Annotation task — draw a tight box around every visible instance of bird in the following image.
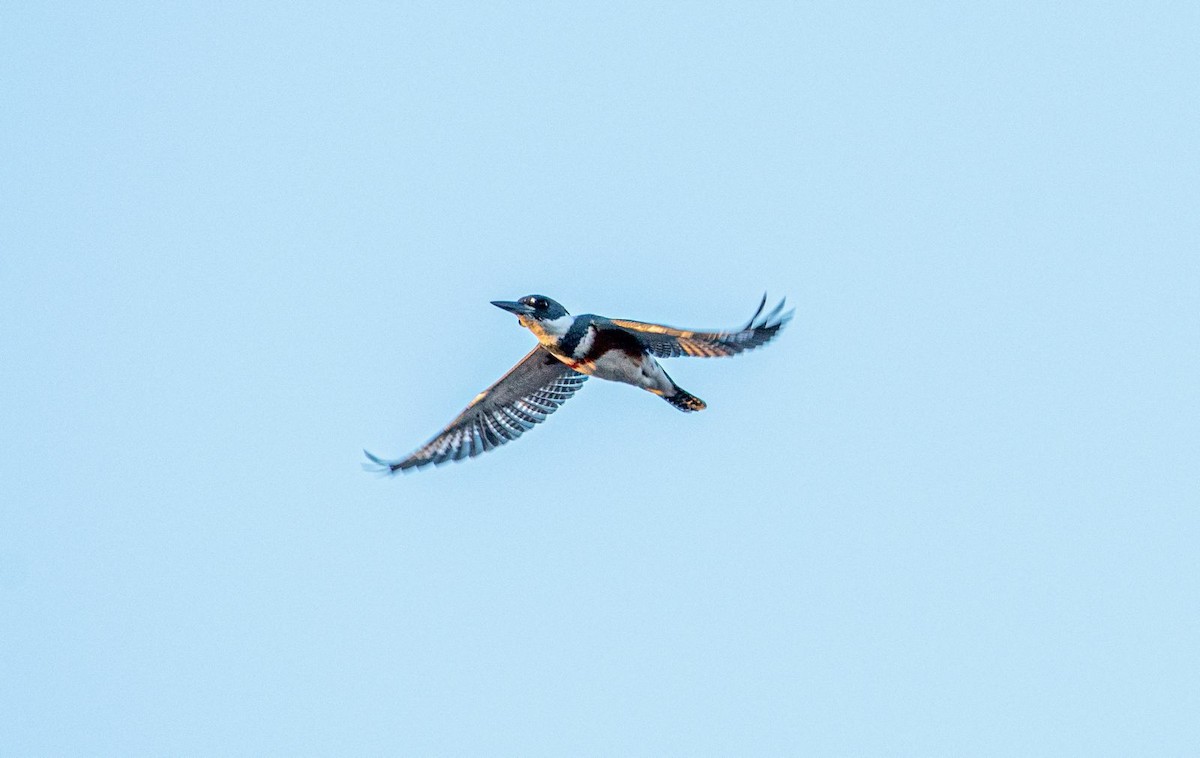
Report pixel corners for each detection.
[363,294,792,473]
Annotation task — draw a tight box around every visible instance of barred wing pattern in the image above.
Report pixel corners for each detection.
[608,294,793,359]
[364,347,587,473]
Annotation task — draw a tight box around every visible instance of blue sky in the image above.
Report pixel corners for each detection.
[2,2,1197,755]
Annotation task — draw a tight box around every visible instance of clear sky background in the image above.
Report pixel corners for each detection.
[2,2,1197,755]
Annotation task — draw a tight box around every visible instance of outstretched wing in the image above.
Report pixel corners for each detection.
[608,294,793,359]
[364,347,587,473]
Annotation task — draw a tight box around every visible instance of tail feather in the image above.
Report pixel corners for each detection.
[665,386,706,412]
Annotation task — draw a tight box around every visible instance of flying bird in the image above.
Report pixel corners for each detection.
[364,294,792,473]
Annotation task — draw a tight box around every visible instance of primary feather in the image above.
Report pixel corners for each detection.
[607,294,793,359]
[364,346,587,473]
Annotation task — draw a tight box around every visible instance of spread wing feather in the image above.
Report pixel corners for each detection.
[607,294,793,359]
[363,346,586,473]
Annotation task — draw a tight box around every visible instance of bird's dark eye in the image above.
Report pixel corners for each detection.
[534,299,547,309]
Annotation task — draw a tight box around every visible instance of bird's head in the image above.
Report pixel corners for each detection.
[491,295,570,329]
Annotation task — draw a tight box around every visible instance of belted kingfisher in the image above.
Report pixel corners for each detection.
[364,294,792,473]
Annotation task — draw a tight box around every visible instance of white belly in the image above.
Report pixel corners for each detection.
[578,350,674,395]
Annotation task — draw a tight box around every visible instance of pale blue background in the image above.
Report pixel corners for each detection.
[2,2,1197,755]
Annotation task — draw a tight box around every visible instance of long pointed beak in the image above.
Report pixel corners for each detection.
[491,300,534,316]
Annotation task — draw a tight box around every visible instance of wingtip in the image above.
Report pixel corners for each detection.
[744,293,769,329]
[766,296,785,320]
[362,449,401,476]
[747,293,792,329]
